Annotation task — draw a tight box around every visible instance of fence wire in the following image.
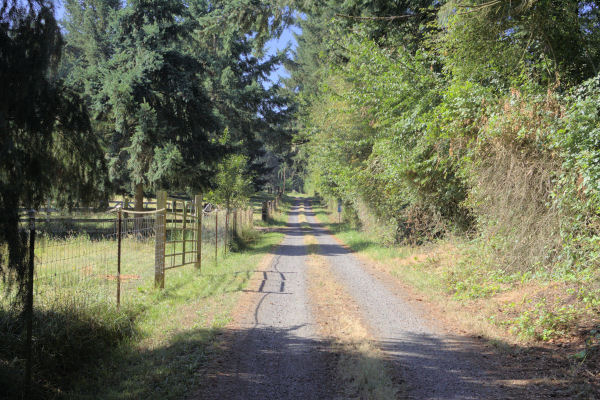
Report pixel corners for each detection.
[118,213,159,304]
[13,201,254,308]
[29,216,117,307]
[7,200,256,398]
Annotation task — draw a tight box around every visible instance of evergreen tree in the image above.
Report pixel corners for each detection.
[187,0,296,189]
[63,0,224,209]
[1,0,106,299]
[62,0,296,203]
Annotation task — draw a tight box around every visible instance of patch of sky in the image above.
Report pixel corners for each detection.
[261,23,302,89]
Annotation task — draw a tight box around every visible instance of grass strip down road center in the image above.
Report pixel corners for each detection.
[303,230,402,399]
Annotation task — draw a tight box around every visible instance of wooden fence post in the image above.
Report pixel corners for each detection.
[182,201,187,266]
[215,211,218,265]
[224,210,228,255]
[194,194,202,270]
[262,201,268,221]
[24,210,35,399]
[155,190,167,288]
[123,197,129,219]
[117,209,122,307]
[233,209,238,237]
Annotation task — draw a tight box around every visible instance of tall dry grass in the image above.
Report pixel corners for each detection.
[468,138,564,272]
[466,90,567,273]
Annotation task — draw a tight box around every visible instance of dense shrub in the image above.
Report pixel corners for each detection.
[304,29,600,279]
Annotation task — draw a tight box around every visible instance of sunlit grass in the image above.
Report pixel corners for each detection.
[310,200,600,345]
[311,204,410,261]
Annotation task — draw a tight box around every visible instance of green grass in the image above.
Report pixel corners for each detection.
[314,209,447,299]
[22,202,264,309]
[72,228,283,399]
[1,226,284,399]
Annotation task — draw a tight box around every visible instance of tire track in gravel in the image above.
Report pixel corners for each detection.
[303,200,527,400]
[196,201,339,400]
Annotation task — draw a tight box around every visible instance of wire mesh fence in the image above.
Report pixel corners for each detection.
[9,194,255,396]
[117,213,159,304]
[14,194,255,309]
[29,216,117,308]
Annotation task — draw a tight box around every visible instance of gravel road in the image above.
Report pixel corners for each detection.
[197,202,338,399]
[199,199,548,400]
[303,201,519,400]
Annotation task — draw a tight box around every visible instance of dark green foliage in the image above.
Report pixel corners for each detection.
[293,0,600,261]
[188,0,296,188]
[0,0,106,298]
[63,0,224,194]
[62,0,294,195]
[559,75,600,210]
[440,1,600,88]
[193,0,295,54]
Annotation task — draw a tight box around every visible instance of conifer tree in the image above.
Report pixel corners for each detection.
[187,0,295,189]
[1,0,106,298]
[63,0,224,209]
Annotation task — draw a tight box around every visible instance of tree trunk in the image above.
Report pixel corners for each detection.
[134,183,144,212]
[282,170,286,194]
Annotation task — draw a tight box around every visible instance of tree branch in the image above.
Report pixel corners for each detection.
[456,0,504,9]
[334,11,432,21]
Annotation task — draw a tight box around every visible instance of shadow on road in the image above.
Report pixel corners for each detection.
[193,324,587,399]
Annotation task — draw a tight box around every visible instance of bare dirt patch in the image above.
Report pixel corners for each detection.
[193,251,277,396]
[104,274,140,281]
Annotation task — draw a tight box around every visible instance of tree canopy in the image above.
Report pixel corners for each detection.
[290,0,600,275]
